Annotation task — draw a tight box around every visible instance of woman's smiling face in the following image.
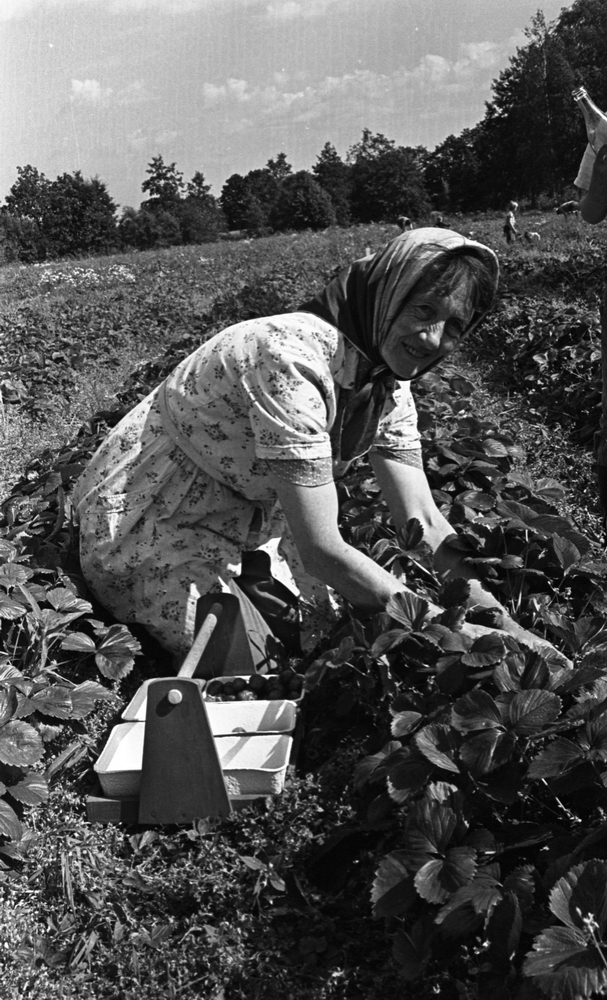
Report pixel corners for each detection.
[380,283,474,379]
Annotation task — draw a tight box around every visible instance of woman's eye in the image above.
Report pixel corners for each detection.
[416,304,434,320]
[445,321,464,339]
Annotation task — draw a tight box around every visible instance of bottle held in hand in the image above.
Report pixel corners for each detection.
[572,86,607,153]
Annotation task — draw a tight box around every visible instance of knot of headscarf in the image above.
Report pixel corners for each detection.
[298,227,499,462]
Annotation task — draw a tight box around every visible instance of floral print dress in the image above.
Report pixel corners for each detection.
[73,312,422,654]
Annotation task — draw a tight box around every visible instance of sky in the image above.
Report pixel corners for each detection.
[1,0,576,211]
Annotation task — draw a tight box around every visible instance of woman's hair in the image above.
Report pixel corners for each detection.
[410,243,498,322]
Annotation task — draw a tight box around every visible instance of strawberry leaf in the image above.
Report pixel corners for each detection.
[371,852,417,917]
[29,686,73,719]
[354,741,402,791]
[0,720,43,766]
[414,847,477,904]
[70,681,116,719]
[370,629,407,657]
[7,773,49,805]
[0,596,27,621]
[414,724,460,773]
[549,860,607,933]
[387,750,435,804]
[436,870,502,923]
[523,925,607,1000]
[0,798,22,841]
[45,589,92,614]
[391,710,422,738]
[60,632,97,653]
[404,799,458,856]
[460,730,516,776]
[94,624,141,679]
[452,690,503,732]
[527,738,585,780]
[505,689,562,736]
[385,591,429,631]
[439,577,471,609]
[461,632,507,667]
[552,535,581,573]
[392,921,432,981]
[0,688,19,726]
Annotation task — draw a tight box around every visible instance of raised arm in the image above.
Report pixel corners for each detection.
[369,453,569,659]
[268,471,409,612]
[369,452,503,611]
[580,143,607,224]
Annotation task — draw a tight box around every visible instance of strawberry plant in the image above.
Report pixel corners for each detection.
[302,358,607,999]
[0,532,140,867]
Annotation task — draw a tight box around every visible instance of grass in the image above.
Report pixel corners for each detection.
[1,215,606,998]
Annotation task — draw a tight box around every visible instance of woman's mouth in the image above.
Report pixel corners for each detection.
[404,344,430,360]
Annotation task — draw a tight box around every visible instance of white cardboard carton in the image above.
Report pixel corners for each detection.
[95,722,293,799]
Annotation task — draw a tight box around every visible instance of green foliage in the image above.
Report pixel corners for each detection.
[312,142,353,226]
[0,540,137,862]
[44,173,118,259]
[270,171,336,231]
[266,152,293,183]
[220,172,269,232]
[3,168,118,262]
[424,131,482,213]
[140,154,185,208]
[4,165,51,227]
[348,130,431,223]
[118,205,181,250]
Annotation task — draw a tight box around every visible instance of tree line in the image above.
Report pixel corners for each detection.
[1,0,605,264]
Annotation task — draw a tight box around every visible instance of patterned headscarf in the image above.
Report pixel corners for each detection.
[299,227,499,460]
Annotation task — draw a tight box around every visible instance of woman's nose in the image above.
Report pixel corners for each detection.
[420,323,444,350]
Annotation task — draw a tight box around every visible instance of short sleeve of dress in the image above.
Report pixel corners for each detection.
[575,143,594,191]
[369,380,421,454]
[243,316,338,462]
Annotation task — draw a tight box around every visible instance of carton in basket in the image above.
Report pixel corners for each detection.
[94,721,293,799]
[122,683,297,735]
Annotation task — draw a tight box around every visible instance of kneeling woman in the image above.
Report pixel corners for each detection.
[73,228,546,659]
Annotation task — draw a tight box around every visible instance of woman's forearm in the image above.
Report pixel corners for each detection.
[269,471,435,613]
[303,536,425,612]
[370,455,509,614]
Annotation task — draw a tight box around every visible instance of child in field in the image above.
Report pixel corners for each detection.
[576,143,607,538]
[503,201,518,243]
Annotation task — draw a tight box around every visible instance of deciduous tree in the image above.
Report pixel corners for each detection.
[270,171,336,231]
[141,155,185,208]
[312,142,352,225]
[347,130,430,223]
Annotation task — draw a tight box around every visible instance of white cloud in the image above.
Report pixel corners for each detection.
[0,0,39,20]
[0,0,251,17]
[266,1,302,18]
[116,80,147,104]
[226,78,251,103]
[198,34,523,151]
[71,79,112,102]
[265,0,354,18]
[201,34,515,121]
[460,40,505,70]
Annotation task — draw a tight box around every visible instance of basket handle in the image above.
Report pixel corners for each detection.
[178,602,224,679]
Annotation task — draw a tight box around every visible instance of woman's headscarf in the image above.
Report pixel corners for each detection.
[299,227,499,461]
